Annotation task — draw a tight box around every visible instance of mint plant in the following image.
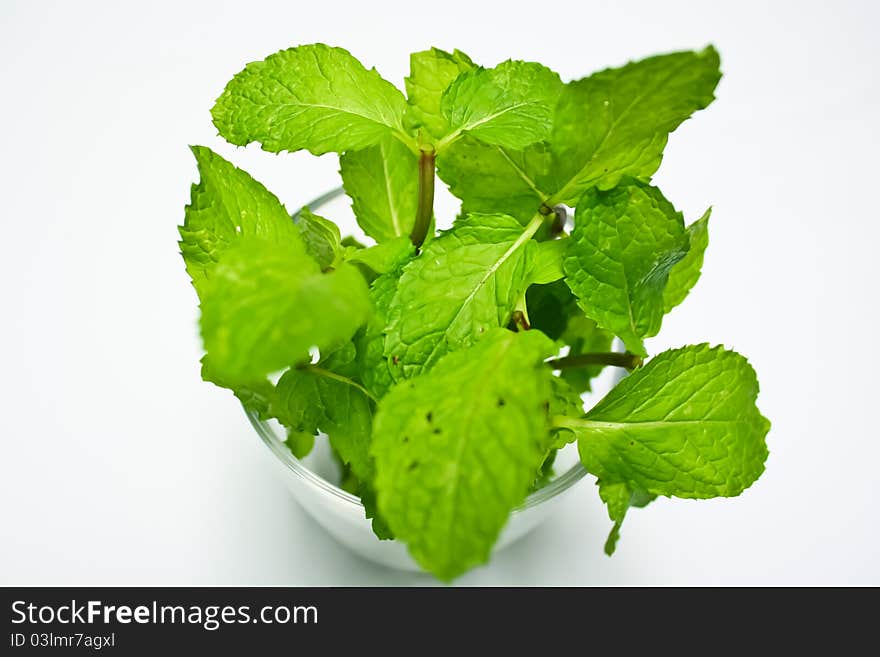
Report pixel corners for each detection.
[180,44,770,580]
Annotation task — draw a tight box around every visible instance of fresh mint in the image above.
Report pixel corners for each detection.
[297,207,343,271]
[384,212,542,378]
[272,342,375,482]
[562,183,691,356]
[340,135,420,242]
[436,61,562,150]
[664,209,711,313]
[211,44,413,156]
[404,48,476,139]
[372,328,557,580]
[180,43,770,580]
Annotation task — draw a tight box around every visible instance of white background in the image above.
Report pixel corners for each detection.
[2,0,878,585]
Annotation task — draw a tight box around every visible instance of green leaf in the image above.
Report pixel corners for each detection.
[345,235,415,275]
[179,146,300,290]
[404,47,476,140]
[569,344,769,554]
[372,329,557,580]
[200,355,276,419]
[272,344,389,538]
[549,46,722,204]
[340,135,420,242]
[355,268,404,400]
[563,184,689,356]
[341,235,367,249]
[211,44,410,156]
[436,137,552,224]
[439,61,562,150]
[437,48,720,217]
[271,343,375,481]
[359,485,395,540]
[549,375,584,418]
[199,239,371,383]
[351,238,417,401]
[532,450,559,492]
[664,208,711,313]
[597,481,657,555]
[548,375,584,449]
[599,481,629,555]
[563,344,770,500]
[531,238,567,285]
[284,429,316,459]
[385,213,542,378]
[297,207,341,271]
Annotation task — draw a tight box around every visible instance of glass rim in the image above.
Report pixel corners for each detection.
[245,405,589,513]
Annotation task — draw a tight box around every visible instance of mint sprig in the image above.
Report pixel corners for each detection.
[180,43,770,580]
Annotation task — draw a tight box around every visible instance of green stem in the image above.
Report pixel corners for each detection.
[434,129,461,154]
[410,148,436,249]
[546,352,643,371]
[392,129,422,156]
[511,311,530,331]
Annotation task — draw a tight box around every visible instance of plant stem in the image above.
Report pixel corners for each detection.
[511,310,530,331]
[511,293,531,331]
[546,352,644,371]
[410,148,436,249]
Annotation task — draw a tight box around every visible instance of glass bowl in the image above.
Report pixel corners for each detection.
[243,187,624,573]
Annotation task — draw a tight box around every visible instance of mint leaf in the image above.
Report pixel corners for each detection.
[359,485,395,540]
[437,48,720,216]
[563,344,770,500]
[372,329,556,580]
[437,138,552,224]
[351,242,416,401]
[272,343,375,481]
[549,375,583,418]
[284,430,316,459]
[548,375,584,449]
[599,481,629,555]
[341,235,367,249]
[179,146,300,290]
[200,355,276,419]
[597,481,656,555]
[404,48,476,140]
[272,343,390,538]
[212,44,410,156]
[298,207,341,271]
[549,47,721,204]
[664,208,711,313]
[563,184,689,356]
[438,61,562,150]
[340,135,419,242]
[356,267,405,400]
[345,235,415,275]
[563,344,769,553]
[385,213,541,378]
[199,239,371,383]
[531,238,567,285]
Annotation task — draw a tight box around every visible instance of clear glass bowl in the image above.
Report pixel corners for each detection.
[243,188,624,573]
